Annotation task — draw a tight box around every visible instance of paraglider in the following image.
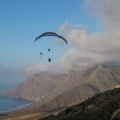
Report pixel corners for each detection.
[48,48,51,52]
[35,32,67,44]
[48,58,52,62]
[40,52,43,55]
[35,32,68,63]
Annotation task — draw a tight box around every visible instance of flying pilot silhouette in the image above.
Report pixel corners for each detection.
[48,58,52,62]
[48,48,51,52]
[40,52,43,55]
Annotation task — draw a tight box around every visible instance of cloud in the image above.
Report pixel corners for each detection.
[58,21,88,49]
[25,63,53,74]
[59,0,120,70]
[83,0,120,31]
[26,0,120,74]
[25,63,68,75]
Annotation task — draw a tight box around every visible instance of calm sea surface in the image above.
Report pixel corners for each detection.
[0,83,31,113]
[0,96,31,113]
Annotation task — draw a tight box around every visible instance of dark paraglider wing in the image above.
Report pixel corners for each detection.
[42,32,58,36]
[58,35,67,44]
[35,32,68,63]
[35,32,68,44]
[35,32,59,41]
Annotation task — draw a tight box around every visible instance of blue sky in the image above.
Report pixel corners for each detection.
[0,0,101,69]
[1,0,120,85]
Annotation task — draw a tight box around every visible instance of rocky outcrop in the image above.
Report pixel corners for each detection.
[111,109,120,120]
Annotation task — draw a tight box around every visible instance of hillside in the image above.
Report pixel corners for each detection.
[40,88,120,120]
[23,64,120,112]
[2,65,120,112]
[0,88,120,120]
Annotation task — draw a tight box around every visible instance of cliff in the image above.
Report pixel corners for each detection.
[3,73,67,101]
[3,65,120,112]
[24,64,120,112]
[1,88,120,120]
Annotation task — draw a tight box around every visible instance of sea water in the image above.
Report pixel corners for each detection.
[0,83,32,113]
[0,96,31,113]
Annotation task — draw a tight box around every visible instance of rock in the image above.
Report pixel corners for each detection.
[111,109,120,120]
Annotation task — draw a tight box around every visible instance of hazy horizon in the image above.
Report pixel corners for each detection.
[1,0,120,84]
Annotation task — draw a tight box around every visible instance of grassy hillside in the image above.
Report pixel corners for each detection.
[40,88,120,120]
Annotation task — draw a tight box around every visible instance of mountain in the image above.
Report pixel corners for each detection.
[25,64,120,112]
[2,65,120,112]
[3,73,67,101]
[0,88,120,120]
[40,88,120,120]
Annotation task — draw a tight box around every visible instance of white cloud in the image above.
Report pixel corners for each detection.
[83,0,120,31]
[25,63,68,75]
[25,63,52,74]
[26,0,120,74]
[58,21,88,49]
[59,0,120,70]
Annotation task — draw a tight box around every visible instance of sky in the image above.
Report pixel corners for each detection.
[0,0,120,85]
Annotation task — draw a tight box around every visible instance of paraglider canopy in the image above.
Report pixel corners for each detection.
[35,32,68,63]
[35,32,67,44]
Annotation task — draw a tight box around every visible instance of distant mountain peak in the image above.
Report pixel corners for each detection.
[96,64,103,71]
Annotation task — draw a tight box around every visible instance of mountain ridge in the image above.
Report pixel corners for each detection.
[40,88,120,120]
[2,64,120,112]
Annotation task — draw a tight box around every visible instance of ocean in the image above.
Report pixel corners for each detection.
[0,96,31,113]
[0,83,32,114]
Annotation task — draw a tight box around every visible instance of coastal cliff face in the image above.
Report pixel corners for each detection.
[3,65,120,112]
[3,73,67,101]
[0,65,120,120]
[1,88,120,120]
[28,64,120,112]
